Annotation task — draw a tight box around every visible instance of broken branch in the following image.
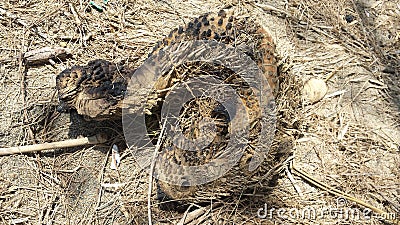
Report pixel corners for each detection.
[0,133,108,156]
[24,47,72,65]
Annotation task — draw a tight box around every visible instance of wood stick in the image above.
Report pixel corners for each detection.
[0,134,108,156]
[24,47,71,65]
[148,119,168,225]
[178,203,222,225]
[69,3,82,26]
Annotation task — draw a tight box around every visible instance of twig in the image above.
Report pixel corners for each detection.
[285,164,303,196]
[0,47,72,65]
[350,0,387,63]
[177,205,194,225]
[252,2,289,16]
[18,28,33,143]
[0,133,108,156]
[148,119,168,225]
[178,203,222,225]
[325,56,356,82]
[325,90,347,99]
[0,7,28,26]
[0,7,53,43]
[24,47,72,65]
[186,210,210,225]
[290,162,399,224]
[96,147,111,209]
[69,3,82,26]
[250,0,297,22]
[27,6,63,29]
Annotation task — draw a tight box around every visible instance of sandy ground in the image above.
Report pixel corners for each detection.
[0,0,399,224]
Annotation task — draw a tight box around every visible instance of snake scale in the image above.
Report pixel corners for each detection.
[56,9,281,202]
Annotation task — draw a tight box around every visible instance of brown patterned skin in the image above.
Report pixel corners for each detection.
[151,9,277,93]
[56,59,135,120]
[140,9,278,201]
[56,9,279,201]
[56,9,277,120]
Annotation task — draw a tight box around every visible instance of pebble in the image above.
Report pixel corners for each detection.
[302,78,328,104]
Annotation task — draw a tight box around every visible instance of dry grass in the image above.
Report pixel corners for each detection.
[0,0,399,224]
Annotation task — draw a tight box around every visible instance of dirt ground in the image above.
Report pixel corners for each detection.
[0,0,399,224]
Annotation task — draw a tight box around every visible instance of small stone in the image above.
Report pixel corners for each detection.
[60,42,68,48]
[302,78,328,104]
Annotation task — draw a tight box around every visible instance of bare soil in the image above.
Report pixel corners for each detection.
[0,0,399,224]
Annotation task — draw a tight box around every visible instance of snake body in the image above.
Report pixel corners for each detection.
[56,9,280,201]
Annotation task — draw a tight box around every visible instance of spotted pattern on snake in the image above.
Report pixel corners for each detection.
[56,9,280,202]
[56,59,135,120]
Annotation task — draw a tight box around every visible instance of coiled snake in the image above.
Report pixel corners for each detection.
[56,9,280,202]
